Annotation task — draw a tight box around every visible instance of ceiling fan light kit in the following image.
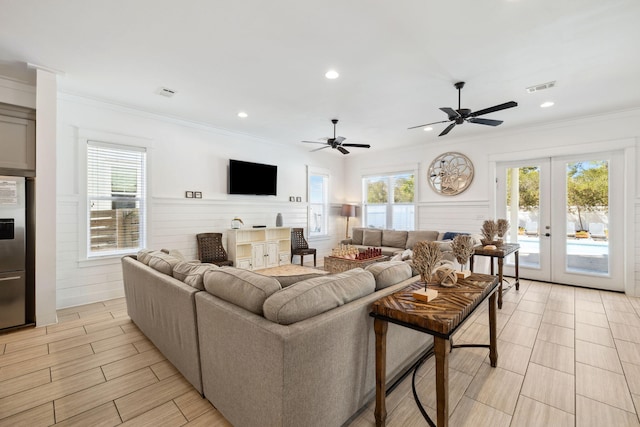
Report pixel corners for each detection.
[301,119,371,155]
[409,81,518,137]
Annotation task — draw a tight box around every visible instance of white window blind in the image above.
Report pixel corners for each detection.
[87,141,146,256]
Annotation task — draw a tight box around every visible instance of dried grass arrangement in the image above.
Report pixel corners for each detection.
[496,219,510,239]
[481,220,498,243]
[413,241,442,290]
[451,235,475,266]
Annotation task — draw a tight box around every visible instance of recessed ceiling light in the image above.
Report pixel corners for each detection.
[325,70,339,79]
[237,111,248,118]
[540,101,555,108]
[423,127,433,132]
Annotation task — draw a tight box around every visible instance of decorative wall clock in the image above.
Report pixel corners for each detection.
[427,152,474,195]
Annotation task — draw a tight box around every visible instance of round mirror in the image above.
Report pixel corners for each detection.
[427,152,474,195]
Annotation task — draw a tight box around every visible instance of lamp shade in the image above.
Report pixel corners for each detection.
[341,204,356,217]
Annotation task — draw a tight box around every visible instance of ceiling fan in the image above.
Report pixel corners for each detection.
[408,81,518,137]
[302,119,371,155]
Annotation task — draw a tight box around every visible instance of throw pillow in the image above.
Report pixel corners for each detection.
[203,268,281,315]
[365,261,412,290]
[263,268,375,325]
[442,231,468,241]
[405,230,439,249]
[382,230,408,249]
[351,228,364,245]
[362,229,382,247]
[148,252,182,275]
[137,249,155,265]
[173,261,217,290]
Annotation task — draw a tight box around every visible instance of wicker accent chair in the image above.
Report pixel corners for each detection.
[196,233,233,267]
[290,228,316,266]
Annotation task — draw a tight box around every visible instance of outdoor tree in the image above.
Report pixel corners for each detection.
[567,161,608,231]
[394,174,414,203]
[506,167,540,211]
[366,179,388,203]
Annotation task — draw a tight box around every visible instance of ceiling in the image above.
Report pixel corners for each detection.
[1,0,639,153]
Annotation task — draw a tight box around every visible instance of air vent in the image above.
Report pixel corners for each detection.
[526,81,556,93]
[157,87,177,97]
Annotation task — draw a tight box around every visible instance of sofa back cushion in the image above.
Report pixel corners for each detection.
[352,228,365,245]
[137,249,156,265]
[405,230,439,249]
[382,230,408,248]
[363,229,382,247]
[148,252,182,275]
[263,268,375,325]
[203,268,281,315]
[173,261,217,290]
[365,261,413,290]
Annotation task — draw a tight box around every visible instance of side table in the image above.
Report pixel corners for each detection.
[371,273,499,427]
[469,243,520,309]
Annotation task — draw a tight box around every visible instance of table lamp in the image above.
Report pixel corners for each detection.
[341,204,356,239]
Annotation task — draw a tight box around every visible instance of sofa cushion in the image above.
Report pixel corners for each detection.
[263,268,375,325]
[382,230,408,249]
[405,230,439,249]
[363,229,382,247]
[273,273,327,288]
[203,268,281,315]
[148,252,182,275]
[365,261,413,290]
[173,261,217,290]
[137,249,156,265]
[352,228,364,245]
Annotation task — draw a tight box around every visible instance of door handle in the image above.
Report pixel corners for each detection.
[544,233,551,237]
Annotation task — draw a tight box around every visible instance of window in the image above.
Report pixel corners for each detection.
[87,141,146,257]
[363,172,415,230]
[308,168,329,237]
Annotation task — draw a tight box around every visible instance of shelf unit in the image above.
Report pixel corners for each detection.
[227,227,291,270]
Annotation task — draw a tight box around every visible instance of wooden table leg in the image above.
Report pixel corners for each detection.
[434,336,449,427]
[374,318,388,427]
[497,257,504,309]
[489,292,498,367]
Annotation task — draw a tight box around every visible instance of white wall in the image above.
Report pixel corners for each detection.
[56,95,345,308]
[345,108,640,295]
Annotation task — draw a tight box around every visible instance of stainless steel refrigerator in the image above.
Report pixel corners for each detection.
[0,176,26,330]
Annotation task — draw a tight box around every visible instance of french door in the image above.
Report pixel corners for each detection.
[496,151,623,291]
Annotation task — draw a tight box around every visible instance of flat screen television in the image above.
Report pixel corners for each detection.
[228,159,278,195]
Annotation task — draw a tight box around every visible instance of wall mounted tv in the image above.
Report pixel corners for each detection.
[228,159,278,196]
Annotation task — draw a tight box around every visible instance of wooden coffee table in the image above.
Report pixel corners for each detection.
[370,273,499,427]
[323,255,389,274]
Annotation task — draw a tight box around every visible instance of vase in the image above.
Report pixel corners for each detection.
[276,213,283,227]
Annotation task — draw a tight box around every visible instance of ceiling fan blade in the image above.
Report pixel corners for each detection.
[467,118,503,126]
[337,146,349,155]
[335,136,346,144]
[342,143,370,148]
[469,101,518,117]
[310,145,330,152]
[440,107,460,119]
[407,120,451,130]
[439,122,456,136]
[301,140,328,145]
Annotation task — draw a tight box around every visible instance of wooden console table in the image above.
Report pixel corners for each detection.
[370,273,499,427]
[470,243,520,309]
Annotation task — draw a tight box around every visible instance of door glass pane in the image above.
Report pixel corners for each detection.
[506,166,540,268]
[566,160,609,275]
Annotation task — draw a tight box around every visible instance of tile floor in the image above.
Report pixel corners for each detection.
[1,278,639,426]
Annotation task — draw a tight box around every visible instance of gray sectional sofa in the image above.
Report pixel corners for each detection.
[122,251,432,427]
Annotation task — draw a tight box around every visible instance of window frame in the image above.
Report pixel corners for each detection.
[362,169,416,230]
[307,166,330,239]
[78,130,150,263]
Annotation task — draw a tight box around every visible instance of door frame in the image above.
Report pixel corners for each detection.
[488,138,636,295]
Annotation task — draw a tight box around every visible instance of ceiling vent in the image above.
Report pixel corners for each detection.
[157,87,176,97]
[526,81,556,93]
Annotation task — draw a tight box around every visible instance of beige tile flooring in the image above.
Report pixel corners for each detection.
[1,279,640,426]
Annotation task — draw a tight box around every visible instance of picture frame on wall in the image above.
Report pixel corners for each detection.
[185,191,194,198]
[194,192,202,199]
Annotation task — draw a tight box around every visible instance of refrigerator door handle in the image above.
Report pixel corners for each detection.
[0,276,21,281]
